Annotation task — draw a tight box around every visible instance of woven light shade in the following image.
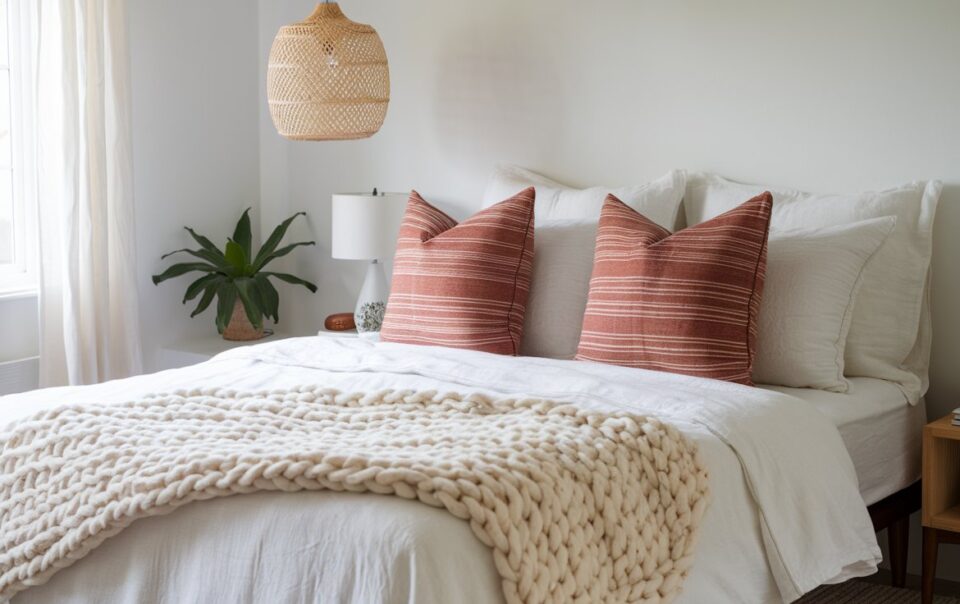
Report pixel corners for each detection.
[268,3,389,141]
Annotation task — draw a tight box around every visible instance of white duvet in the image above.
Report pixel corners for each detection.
[1,336,881,604]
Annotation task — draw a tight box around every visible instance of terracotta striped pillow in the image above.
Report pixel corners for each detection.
[380,188,535,355]
[576,192,773,385]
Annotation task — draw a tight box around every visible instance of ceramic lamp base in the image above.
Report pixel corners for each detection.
[354,260,388,333]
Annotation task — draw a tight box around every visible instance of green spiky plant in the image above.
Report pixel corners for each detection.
[152,209,317,336]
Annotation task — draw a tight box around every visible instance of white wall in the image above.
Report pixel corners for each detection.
[129,0,261,371]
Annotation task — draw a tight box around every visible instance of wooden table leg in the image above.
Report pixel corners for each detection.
[889,515,909,587]
[923,527,939,604]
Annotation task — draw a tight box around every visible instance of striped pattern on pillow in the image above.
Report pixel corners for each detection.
[380,188,535,355]
[576,192,772,384]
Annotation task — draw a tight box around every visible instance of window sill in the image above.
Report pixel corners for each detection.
[0,286,37,301]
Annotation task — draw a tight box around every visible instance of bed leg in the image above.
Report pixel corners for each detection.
[922,527,939,604]
[888,515,909,588]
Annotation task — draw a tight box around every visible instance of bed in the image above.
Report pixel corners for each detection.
[766,378,925,590]
[765,378,924,508]
[3,166,939,603]
[1,335,909,604]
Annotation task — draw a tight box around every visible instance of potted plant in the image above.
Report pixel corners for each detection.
[152,209,317,340]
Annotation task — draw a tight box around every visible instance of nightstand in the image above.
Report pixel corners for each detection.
[922,414,960,604]
[156,331,294,370]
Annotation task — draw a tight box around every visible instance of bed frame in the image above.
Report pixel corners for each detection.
[868,480,921,587]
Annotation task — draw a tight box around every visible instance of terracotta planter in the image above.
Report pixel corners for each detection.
[222,300,265,341]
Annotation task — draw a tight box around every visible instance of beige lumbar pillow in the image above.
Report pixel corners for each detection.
[753,217,895,391]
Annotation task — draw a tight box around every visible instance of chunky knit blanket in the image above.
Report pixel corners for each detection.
[0,386,709,603]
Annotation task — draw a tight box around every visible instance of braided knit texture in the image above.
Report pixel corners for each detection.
[0,386,709,603]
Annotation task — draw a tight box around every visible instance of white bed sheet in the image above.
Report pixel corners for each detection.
[1,336,882,604]
[763,378,924,506]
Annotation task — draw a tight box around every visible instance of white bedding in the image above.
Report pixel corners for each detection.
[2,336,881,604]
[765,378,924,506]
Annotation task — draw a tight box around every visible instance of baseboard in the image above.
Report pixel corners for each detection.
[862,569,960,597]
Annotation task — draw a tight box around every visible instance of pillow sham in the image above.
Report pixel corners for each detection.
[753,217,896,391]
[685,173,941,401]
[482,164,685,229]
[380,188,535,355]
[576,192,773,385]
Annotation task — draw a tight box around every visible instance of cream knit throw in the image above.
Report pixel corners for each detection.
[0,386,709,603]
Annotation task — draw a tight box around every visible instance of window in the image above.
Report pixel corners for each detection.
[0,0,34,295]
[0,1,12,265]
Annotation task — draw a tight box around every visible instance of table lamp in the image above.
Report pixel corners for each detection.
[331,191,406,333]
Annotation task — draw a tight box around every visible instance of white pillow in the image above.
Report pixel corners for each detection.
[686,173,941,402]
[753,217,896,391]
[519,220,598,359]
[482,165,685,230]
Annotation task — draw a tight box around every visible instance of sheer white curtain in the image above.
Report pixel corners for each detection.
[12,0,141,386]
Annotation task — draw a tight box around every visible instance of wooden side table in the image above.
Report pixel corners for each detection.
[922,414,960,604]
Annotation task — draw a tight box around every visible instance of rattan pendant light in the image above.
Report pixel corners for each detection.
[267,2,389,141]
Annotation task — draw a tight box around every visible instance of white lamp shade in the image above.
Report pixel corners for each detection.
[331,192,407,260]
